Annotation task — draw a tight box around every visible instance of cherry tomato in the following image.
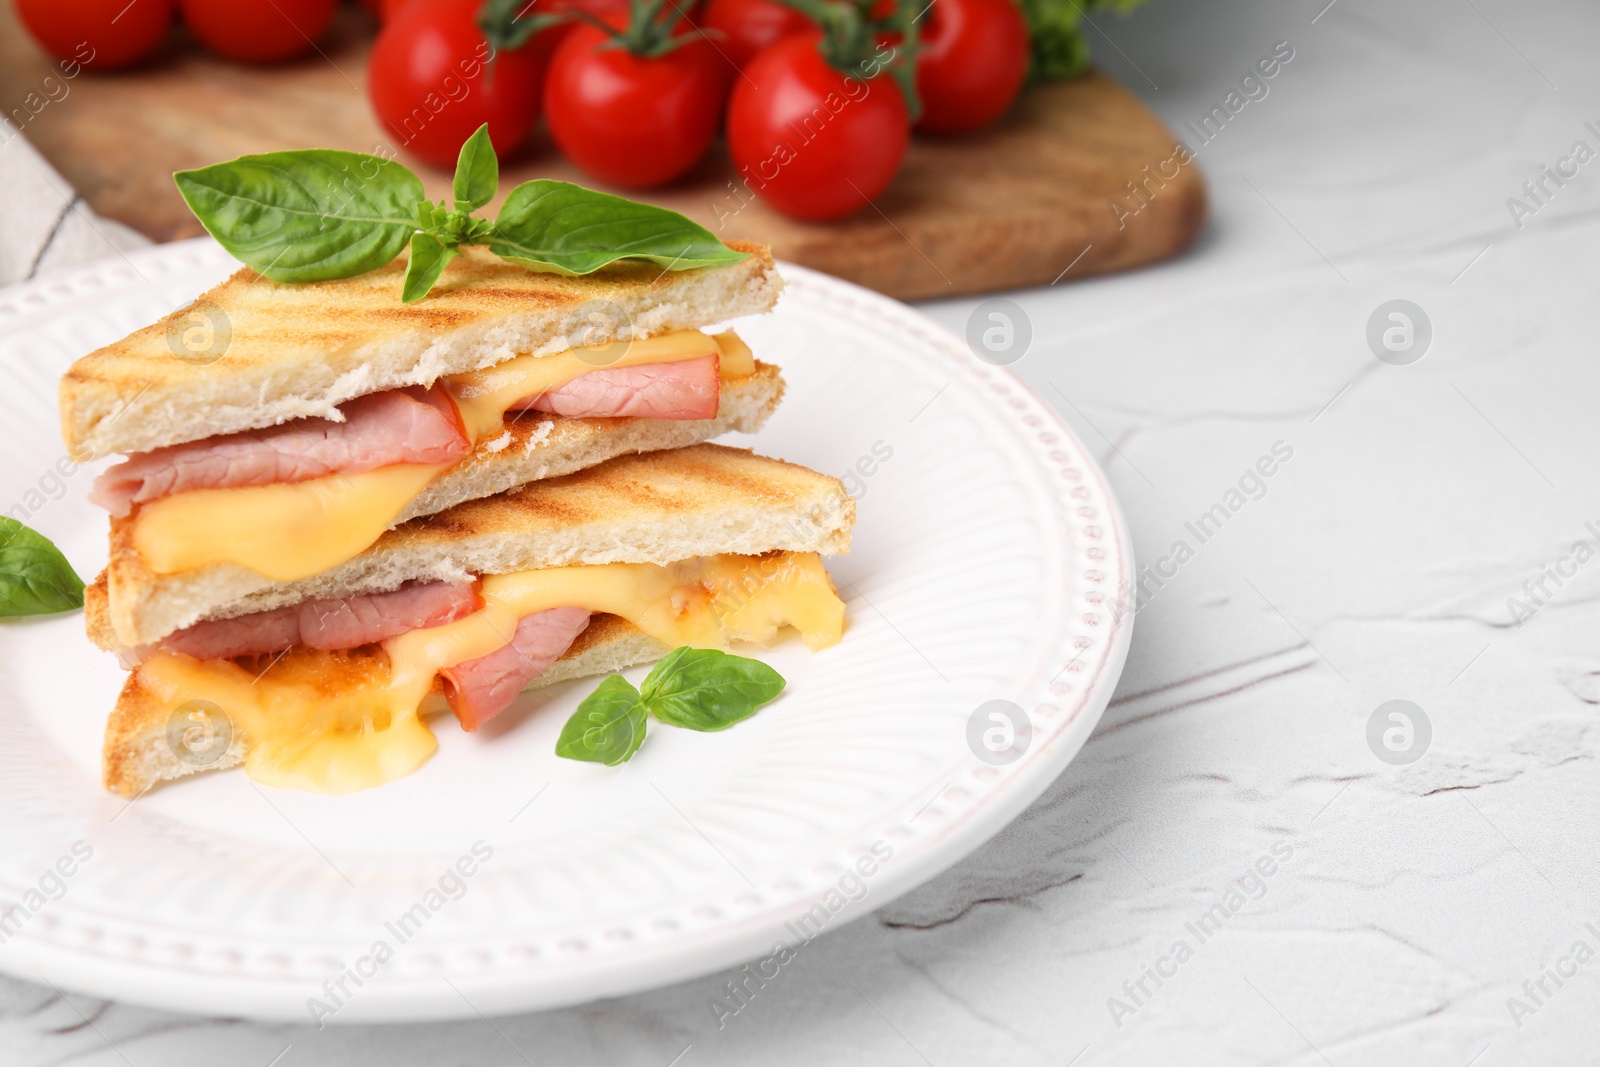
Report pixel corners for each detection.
[544,20,727,189]
[913,0,1028,134]
[178,0,336,64]
[727,33,908,220]
[368,0,550,169]
[14,0,174,71]
[699,0,812,70]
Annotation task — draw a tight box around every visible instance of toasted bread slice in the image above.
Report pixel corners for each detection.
[62,242,780,459]
[102,614,667,797]
[100,443,854,650]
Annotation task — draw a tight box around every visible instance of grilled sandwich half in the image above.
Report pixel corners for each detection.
[92,445,855,796]
[61,244,787,648]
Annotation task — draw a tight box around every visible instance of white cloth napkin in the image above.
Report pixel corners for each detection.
[0,120,150,287]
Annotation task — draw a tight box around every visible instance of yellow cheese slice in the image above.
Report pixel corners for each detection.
[712,330,756,379]
[134,552,844,793]
[131,329,756,580]
[132,462,451,581]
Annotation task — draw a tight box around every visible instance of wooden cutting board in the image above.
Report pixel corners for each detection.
[0,8,1204,300]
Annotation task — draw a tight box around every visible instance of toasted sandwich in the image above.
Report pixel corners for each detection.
[61,244,786,649]
[92,445,855,796]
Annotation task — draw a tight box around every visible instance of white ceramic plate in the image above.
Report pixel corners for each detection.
[0,241,1131,1022]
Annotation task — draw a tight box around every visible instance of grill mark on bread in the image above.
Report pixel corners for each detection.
[61,241,779,457]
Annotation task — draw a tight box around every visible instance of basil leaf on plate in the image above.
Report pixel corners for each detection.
[0,518,85,617]
[175,149,425,284]
[402,233,456,304]
[489,180,749,276]
[639,647,785,732]
[555,674,648,766]
[451,125,499,212]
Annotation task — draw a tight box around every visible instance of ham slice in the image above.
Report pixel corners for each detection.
[160,581,480,661]
[509,356,720,420]
[90,385,471,517]
[90,358,721,518]
[439,607,593,731]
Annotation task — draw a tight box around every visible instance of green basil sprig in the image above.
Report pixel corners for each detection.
[555,648,786,766]
[0,518,85,617]
[174,125,747,303]
[175,149,424,285]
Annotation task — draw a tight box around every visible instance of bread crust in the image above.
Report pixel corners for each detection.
[101,614,666,797]
[62,242,780,458]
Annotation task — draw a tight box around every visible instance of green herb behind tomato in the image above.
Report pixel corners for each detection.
[1019,0,1148,84]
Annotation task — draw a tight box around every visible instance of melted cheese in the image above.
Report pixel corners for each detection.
[132,329,755,580]
[711,330,756,379]
[132,462,451,581]
[134,552,844,793]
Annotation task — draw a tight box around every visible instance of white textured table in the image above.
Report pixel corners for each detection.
[7,0,1599,1062]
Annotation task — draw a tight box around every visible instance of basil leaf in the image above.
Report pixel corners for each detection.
[555,674,648,766]
[175,150,424,283]
[452,125,498,212]
[0,518,84,617]
[488,180,748,276]
[402,233,455,303]
[640,648,785,732]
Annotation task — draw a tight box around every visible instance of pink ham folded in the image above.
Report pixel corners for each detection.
[510,356,720,421]
[159,581,481,662]
[439,607,593,731]
[89,358,723,517]
[90,386,471,517]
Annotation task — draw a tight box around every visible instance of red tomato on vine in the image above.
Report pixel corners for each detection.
[544,9,730,188]
[727,32,909,220]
